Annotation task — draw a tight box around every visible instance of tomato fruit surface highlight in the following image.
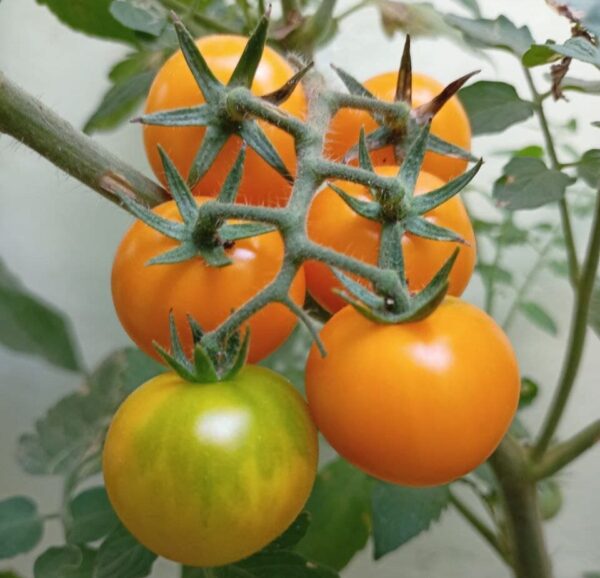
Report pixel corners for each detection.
[305,167,476,314]
[305,299,520,487]
[112,197,305,363]
[103,366,318,567]
[326,72,471,182]
[144,35,306,206]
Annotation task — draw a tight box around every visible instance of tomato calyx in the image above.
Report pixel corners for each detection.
[133,11,309,190]
[328,122,482,324]
[118,146,276,267]
[335,36,478,166]
[155,311,250,383]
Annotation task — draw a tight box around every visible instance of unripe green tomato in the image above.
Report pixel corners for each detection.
[102,366,318,567]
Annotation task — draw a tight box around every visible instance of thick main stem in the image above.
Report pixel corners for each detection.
[489,437,553,578]
[0,72,168,207]
[533,190,600,458]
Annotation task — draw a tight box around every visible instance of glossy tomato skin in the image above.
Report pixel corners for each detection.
[112,197,305,363]
[305,299,520,486]
[103,366,318,566]
[305,167,476,314]
[327,72,471,182]
[144,35,306,206]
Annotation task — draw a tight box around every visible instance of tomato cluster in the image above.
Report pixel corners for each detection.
[104,29,520,569]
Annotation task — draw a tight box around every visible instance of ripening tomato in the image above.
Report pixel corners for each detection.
[327,72,471,182]
[305,299,520,487]
[112,197,305,363]
[103,366,318,566]
[144,35,306,206]
[305,166,476,314]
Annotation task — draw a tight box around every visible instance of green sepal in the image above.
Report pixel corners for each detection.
[332,65,374,99]
[228,12,270,89]
[154,312,248,383]
[344,126,393,164]
[351,249,459,325]
[171,12,223,102]
[396,122,431,197]
[262,63,314,106]
[426,133,478,162]
[135,104,213,127]
[221,330,251,381]
[411,158,483,214]
[358,127,375,172]
[192,344,220,382]
[147,242,198,266]
[332,269,386,310]
[217,146,246,203]
[188,124,230,189]
[198,244,233,268]
[220,223,277,242]
[240,121,294,183]
[405,217,467,244]
[328,182,381,221]
[159,146,198,224]
[118,193,186,240]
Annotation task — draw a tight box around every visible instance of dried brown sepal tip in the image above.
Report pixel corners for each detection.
[414,70,480,123]
[395,35,412,105]
[261,62,314,105]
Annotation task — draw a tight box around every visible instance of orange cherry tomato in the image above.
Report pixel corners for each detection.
[305,299,520,486]
[327,72,471,182]
[305,166,476,314]
[112,197,305,363]
[144,35,306,206]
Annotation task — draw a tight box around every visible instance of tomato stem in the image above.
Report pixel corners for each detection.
[0,72,168,208]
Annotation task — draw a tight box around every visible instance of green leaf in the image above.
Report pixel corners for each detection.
[519,302,558,335]
[66,487,119,544]
[452,0,481,16]
[514,145,545,159]
[522,44,561,67]
[476,263,513,286]
[577,149,600,189]
[94,524,156,578]
[0,259,81,371]
[263,512,311,552]
[493,157,572,210]
[378,1,462,41]
[296,459,371,570]
[548,37,600,67]
[0,571,25,578]
[560,0,600,36]
[459,81,534,135]
[35,0,136,44]
[560,77,600,94]
[519,377,540,408]
[548,259,570,278]
[0,496,44,559]
[583,573,600,578]
[17,348,163,478]
[445,14,534,56]
[371,483,450,559]
[109,0,167,36]
[34,546,96,578]
[84,71,155,134]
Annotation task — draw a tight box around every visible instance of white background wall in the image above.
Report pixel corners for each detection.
[1,1,599,577]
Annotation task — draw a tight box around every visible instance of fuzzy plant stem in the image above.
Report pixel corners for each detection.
[489,436,554,578]
[0,72,168,207]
